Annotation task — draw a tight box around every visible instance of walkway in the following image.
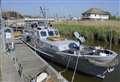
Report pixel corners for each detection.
[0,34,23,82]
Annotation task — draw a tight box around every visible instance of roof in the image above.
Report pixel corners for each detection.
[82,8,110,15]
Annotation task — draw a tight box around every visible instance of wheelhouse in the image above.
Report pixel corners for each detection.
[36,27,60,40]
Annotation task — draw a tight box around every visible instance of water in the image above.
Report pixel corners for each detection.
[49,61,120,82]
[47,41,120,82]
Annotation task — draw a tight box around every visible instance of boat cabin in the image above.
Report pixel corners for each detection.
[36,27,60,40]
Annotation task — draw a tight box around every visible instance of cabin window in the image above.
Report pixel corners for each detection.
[41,31,47,37]
[38,21,44,26]
[5,29,11,33]
[48,31,54,36]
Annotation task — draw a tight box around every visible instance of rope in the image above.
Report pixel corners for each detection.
[59,55,72,74]
[71,54,80,82]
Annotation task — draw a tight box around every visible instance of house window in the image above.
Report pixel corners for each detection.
[87,14,90,16]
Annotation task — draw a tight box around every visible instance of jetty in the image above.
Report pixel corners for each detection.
[0,34,68,82]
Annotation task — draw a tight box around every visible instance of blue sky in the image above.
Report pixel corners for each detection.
[2,0,120,17]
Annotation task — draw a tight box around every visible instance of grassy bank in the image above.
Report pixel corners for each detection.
[53,20,120,45]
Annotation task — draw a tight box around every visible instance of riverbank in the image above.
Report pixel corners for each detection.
[53,20,120,45]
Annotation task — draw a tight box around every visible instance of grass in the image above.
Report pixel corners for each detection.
[52,20,120,44]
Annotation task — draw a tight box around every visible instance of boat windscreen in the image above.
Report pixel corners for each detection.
[41,31,47,37]
[5,29,11,33]
[48,31,54,36]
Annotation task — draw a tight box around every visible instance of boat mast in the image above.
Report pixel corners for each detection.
[40,6,48,27]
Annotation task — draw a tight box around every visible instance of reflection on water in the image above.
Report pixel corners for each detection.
[50,62,102,82]
[47,41,120,82]
[49,60,120,82]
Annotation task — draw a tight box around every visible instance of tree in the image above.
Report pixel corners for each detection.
[110,15,120,20]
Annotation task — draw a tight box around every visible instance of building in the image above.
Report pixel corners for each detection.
[82,8,110,20]
[24,17,55,22]
[2,11,24,20]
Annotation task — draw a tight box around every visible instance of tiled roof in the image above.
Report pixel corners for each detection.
[82,8,110,15]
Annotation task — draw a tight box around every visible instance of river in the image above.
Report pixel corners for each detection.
[47,41,120,82]
[49,60,120,82]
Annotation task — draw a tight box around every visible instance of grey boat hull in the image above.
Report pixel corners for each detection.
[40,49,114,78]
[25,41,117,79]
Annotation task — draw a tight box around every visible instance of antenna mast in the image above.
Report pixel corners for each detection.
[40,6,48,27]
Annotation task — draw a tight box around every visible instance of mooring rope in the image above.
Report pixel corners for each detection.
[59,55,72,74]
[71,54,80,82]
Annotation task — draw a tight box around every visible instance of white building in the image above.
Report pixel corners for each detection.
[4,17,55,27]
[24,17,55,22]
[82,8,110,20]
